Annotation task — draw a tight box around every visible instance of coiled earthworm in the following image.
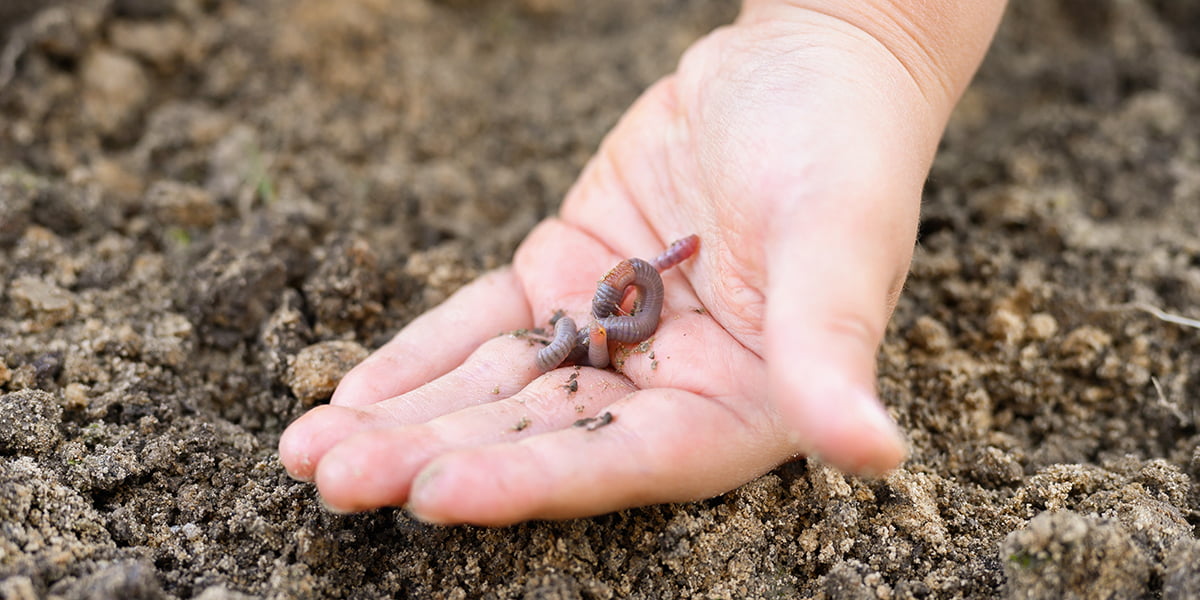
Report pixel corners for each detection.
[592,258,663,343]
[535,234,699,372]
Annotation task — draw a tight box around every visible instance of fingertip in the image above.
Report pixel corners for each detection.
[278,405,332,481]
[406,461,482,526]
[313,427,437,513]
[278,404,372,482]
[764,226,908,477]
[312,439,391,513]
[407,449,542,527]
[774,372,906,477]
[312,440,375,513]
[405,463,454,524]
[328,357,390,407]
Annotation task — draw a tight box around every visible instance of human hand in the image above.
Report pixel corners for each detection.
[279,1,1005,525]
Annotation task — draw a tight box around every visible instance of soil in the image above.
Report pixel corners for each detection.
[1,0,1199,598]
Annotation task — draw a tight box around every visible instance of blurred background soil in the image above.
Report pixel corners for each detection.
[1,0,1199,598]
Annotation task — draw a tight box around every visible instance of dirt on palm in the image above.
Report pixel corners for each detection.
[1,0,1199,598]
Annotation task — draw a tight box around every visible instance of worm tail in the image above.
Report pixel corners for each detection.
[586,323,610,369]
[650,234,699,272]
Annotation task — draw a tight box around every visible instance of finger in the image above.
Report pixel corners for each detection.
[330,267,532,408]
[280,333,550,481]
[763,188,915,477]
[405,388,790,526]
[313,367,638,512]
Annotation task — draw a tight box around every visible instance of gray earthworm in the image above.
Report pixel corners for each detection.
[535,314,578,372]
[535,235,699,372]
[591,258,663,342]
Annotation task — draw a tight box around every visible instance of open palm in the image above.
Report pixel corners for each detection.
[279,8,951,525]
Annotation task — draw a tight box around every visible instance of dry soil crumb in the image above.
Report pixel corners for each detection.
[286,341,370,406]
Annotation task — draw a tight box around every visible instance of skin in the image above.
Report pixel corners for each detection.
[278,0,1008,526]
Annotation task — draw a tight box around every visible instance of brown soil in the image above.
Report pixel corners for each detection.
[2,1,1199,598]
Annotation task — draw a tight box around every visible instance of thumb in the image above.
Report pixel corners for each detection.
[764,192,915,477]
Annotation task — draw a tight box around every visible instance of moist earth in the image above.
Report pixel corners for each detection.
[1,0,1199,598]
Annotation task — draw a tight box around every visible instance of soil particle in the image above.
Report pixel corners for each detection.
[27,6,94,63]
[0,456,115,593]
[193,585,257,600]
[108,19,192,73]
[285,340,369,406]
[403,242,481,309]
[1163,538,1200,600]
[0,174,35,247]
[111,0,175,20]
[52,559,165,600]
[258,289,312,385]
[1000,510,1151,600]
[183,245,288,349]
[8,276,75,332]
[572,412,612,431]
[301,237,384,338]
[817,559,882,600]
[144,180,219,229]
[907,315,953,352]
[0,389,63,453]
[0,1,52,38]
[80,48,150,141]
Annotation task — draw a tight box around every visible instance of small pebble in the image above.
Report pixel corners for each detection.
[286,341,369,406]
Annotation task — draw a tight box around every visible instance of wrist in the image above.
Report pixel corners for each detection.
[738,0,1007,124]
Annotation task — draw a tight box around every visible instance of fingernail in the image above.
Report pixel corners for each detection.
[406,466,446,524]
[284,456,314,482]
[319,497,354,514]
[786,385,907,478]
[404,505,444,525]
[850,390,907,477]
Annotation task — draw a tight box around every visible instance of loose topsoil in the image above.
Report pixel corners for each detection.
[1,1,1199,598]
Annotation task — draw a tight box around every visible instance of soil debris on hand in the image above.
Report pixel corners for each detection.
[573,411,613,431]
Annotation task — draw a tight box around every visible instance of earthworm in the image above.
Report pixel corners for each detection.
[650,234,700,272]
[592,258,663,343]
[535,314,578,372]
[586,323,610,369]
[535,235,700,372]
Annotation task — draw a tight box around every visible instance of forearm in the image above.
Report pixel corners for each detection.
[738,0,1008,123]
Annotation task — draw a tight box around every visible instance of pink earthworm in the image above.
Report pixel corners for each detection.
[586,323,610,369]
[650,234,700,272]
[535,235,700,372]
